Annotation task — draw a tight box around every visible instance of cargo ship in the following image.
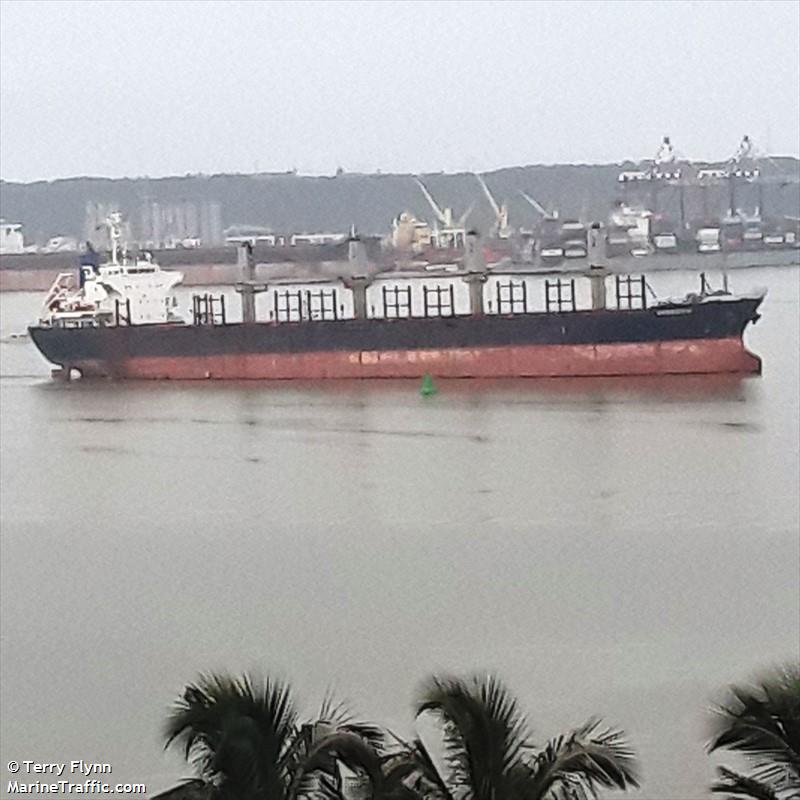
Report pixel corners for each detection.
[28,222,765,381]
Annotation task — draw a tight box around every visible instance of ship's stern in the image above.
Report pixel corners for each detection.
[28,326,113,379]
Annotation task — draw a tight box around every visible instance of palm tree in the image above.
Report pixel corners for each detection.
[387,673,638,800]
[708,664,800,800]
[160,673,385,800]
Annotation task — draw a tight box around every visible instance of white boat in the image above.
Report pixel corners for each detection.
[39,213,183,328]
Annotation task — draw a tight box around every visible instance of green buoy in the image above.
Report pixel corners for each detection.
[420,373,437,396]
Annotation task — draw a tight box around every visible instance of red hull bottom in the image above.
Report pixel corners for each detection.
[74,338,761,380]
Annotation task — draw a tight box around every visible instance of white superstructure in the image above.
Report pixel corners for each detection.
[39,213,183,328]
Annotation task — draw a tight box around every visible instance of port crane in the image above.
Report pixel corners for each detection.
[519,190,558,220]
[728,136,800,234]
[474,174,511,238]
[653,136,690,232]
[616,135,690,233]
[413,177,473,246]
[518,190,565,258]
[652,136,681,180]
[725,134,760,217]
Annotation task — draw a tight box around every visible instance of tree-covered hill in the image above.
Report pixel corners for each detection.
[2,158,798,245]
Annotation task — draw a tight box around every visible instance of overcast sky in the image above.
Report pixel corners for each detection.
[0,0,798,182]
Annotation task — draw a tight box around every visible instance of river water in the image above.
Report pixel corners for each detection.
[1,266,798,799]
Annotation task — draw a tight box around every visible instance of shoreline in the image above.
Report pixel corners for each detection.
[1,251,797,292]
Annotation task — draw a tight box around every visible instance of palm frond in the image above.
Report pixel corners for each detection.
[163,672,298,799]
[287,732,383,800]
[316,693,387,753]
[524,718,639,800]
[748,760,800,793]
[710,766,781,800]
[709,665,800,779]
[316,769,345,800]
[381,736,456,800]
[417,674,531,800]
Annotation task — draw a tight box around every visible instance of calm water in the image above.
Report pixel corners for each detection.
[1,266,798,799]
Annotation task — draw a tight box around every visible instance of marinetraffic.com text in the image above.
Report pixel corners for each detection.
[6,761,145,795]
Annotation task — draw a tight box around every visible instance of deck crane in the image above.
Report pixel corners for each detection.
[475,174,511,238]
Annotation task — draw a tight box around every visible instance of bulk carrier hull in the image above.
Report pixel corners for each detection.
[29,297,763,380]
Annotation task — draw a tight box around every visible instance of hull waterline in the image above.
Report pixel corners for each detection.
[28,297,764,380]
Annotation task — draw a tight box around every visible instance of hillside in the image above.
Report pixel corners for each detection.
[2,159,799,245]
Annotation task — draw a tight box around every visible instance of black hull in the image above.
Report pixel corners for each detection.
[28,297,763,380]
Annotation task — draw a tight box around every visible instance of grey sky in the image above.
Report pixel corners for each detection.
[0,0,798,182]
